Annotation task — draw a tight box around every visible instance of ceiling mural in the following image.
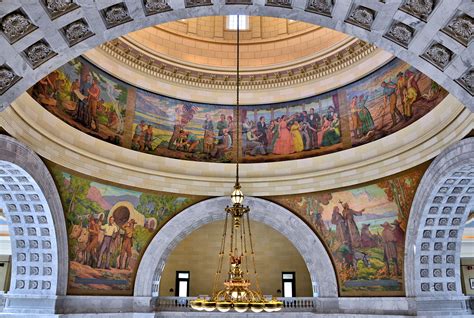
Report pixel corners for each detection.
[28,56,447,163]
[269,163,429,296]
[48,163,204,295]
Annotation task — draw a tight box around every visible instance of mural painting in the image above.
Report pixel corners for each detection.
[134,89,235,162]
[240,93,342,162]
[29,58,129,146]
[270,165,427,296]
[29,57,446,163]
[49,164,203,295]
[347,59,448,146]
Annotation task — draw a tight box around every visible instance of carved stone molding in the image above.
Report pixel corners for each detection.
[61,18,94,47]
[400,0,436,22]
[384,20,415,48]
[184,0,213,8]
[456,68,473,96]
[345,5,376,31]
[265,0,293,9]
[442,12,473,47]
[226,0,253,4]
[0,65,21,96]
[142,0,172,16]
[305,0,334,17]
[421,42,454,71]
[0,9,37,44]
[40,0,80,20]
[100,38,377,90]
[22,40,57,69]
[100,3,133,29]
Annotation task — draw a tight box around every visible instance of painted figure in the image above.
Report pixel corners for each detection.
[380,222,400,276]
[342,202,364,248]
[88,79,101,132]
[118,219,136,270]
[350,96,361,138]
[97,216,119,269]
[290,121,304,152]
[360,223,377,248]
[273,115,294,155]
[381,79,403,127]
[357,95,374,136]
[331,206,350,245]
[85,214,101,267]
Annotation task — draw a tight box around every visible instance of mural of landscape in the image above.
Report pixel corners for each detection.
[269,164,428,296]
[49,164,203,295]
[29,57,447,163]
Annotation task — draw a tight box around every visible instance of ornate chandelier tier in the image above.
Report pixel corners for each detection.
[190,16,283,313]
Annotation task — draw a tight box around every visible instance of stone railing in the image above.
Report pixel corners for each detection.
[154,296,316,312]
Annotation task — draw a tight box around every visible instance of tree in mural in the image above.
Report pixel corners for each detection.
[378,170,423,230]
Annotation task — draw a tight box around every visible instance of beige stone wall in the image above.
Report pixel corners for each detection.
[159,220,313,297]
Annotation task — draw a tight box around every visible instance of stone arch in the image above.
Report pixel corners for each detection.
[134,196,338,298]
[0,135,67,299]
[0,1,472,111]
[405,138,474,297]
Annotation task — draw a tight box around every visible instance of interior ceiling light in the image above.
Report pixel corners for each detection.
[190,15,283,314]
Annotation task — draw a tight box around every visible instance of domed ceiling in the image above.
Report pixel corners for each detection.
[26,16,449,164]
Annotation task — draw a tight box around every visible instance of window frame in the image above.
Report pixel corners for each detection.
[225,15,250,31]
[282,271,296,298]
[175,270,190,297]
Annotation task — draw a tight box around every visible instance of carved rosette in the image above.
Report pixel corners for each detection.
[23,40,57,69]
[421,42,454,70]
[442,12,473,47]
[0,65,21,95]
[0,10,37,44]
[456,68,473,96]
[305,0,333,17]
[384,21,415,48]
[399,0,435,21]
[143,0,172,15]
[265,0,293,9]
[42,0,79,19]
[345,5,376,30]
[184,0,213,8]
[101,3,133,29]
[61,19,94,47]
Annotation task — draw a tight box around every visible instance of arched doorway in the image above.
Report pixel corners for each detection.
[135,197,338,298]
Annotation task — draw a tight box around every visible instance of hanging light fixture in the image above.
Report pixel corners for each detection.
[190,16,283,313]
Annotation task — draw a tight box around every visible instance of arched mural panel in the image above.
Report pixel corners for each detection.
[28,56,447,163]
[46,162,205,295]
[268,163,429,296]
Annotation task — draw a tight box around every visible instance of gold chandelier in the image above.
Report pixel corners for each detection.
[190,15,283,313]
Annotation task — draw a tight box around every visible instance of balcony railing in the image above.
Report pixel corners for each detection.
[154,296,317,312]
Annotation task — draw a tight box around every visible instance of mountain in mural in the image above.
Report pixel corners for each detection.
[87,186,113,210]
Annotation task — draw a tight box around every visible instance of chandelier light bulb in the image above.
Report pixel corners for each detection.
[231,186,244,205]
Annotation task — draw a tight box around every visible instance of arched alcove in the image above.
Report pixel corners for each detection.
[159,220,313,297]
[405,138,474,300]
[134,197,338,298]
[0,135,67,313]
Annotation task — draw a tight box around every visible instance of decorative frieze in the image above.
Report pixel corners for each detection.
[265,0,292,9]
[442,12,473,47]
[455,68,473,96]
[22,40,57,69]
[61,18,94,47]
[399,0,436,22]
[142,0,172,16]
[0,64,21,95]
[384,20,415,48]
[101,3,133,29]
[305,0,333,17]
[345,5,376,31]
[0,9,37,44]
[421,42,454,71]
[184,0,213,8]
[40,0,80,20]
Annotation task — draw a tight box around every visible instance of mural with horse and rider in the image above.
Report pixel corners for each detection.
[269,163,427,296]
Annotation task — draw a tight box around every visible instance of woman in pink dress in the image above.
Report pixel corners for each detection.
[273,115,295,155]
